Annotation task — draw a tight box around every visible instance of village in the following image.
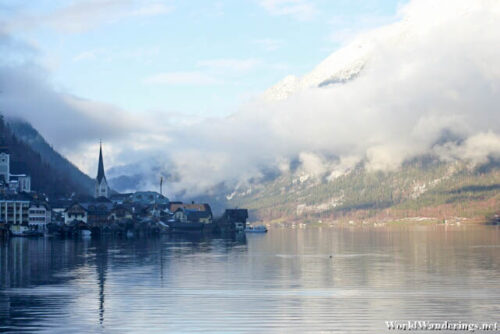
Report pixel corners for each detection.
[0,143,250,239]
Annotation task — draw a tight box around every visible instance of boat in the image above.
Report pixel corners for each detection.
[157,221,170,234]
[245,225,268,233]
[10,229,43,237]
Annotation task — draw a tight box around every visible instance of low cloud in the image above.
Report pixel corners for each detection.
[2,0,500,199]
[258,0,317,21]
[143,58,264,87]
[72,46,160,63]
[434,132,500,166]
[143,71,222,86]
[197,58,262,73]
[4,0,173,34]
[0,61,143,152]
[151,0,500,196]
[253,38,284,52]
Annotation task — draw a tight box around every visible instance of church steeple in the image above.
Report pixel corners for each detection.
[95,141,109,198]
[97,141,106,183]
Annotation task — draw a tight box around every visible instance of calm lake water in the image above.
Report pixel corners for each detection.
[0,225,499,333]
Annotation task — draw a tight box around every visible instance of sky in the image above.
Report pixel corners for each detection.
[1,0,500,198]
[0,0,404,117]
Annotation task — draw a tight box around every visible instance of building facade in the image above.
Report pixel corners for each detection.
[84,201,113,226]
[0,152,9,183]
[28,202,51,232]
[0,150,32,194]
[10,174,31,193]
[173,208,212,224]
[109,205,133,221]
[64,203,88,225]
[0,197,30,225]
[0,195,31,234]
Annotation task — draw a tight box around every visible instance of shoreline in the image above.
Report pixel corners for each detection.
[258,215,498,228]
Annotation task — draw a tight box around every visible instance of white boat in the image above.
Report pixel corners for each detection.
[245,225,268,233]
[10,225,43,237]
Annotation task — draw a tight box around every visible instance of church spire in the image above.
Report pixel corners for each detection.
[97,140,106,183]
[95,140,109,198]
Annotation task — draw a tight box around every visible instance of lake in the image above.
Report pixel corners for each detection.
[0,224,499,333]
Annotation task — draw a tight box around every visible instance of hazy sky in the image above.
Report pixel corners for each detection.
[0,0,405,117]
[1,0,499,197]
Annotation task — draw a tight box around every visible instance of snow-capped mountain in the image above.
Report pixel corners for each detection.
[263,40,374,102]
[262,13,418,102]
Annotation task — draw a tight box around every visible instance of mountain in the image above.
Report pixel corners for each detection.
[233,14,500,223]
[262,13,416,102]
[103,2,500,222]
[102,33,500,222]
[234,25,500,222]
[2,116,94,197]
[226,156,500,223]
[263,40,369,101]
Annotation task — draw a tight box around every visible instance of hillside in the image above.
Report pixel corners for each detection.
[6,118,94,195]
[227,157,500,223]
[0,115,93,198]
[227,7,500,224]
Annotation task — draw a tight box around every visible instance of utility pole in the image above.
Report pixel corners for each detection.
[160,176,163,196]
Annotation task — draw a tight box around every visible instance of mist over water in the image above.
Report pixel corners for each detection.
[1,225,498,333]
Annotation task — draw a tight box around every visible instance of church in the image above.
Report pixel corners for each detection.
[95,142,110,198]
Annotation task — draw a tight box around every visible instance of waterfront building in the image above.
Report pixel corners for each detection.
[173,208,188,223]
[28,202,51,232]
[83,197,113,226]
[94,142,109,199]
[108,205,133,222]
[0,150,10,184]
[173,207,213,224]
[0,194,31,234]
[168,202,212,214]
[216,209,249,232]
[64,203,88,225]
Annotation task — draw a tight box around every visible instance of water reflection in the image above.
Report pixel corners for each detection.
[0,225,498,333]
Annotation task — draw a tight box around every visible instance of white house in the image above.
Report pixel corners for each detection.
[28,202,51,232]
[64,203,88,225]
[0,194,30,234]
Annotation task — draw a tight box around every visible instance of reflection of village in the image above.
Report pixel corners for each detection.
[0,144,248,238]
[0,235,249,329]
